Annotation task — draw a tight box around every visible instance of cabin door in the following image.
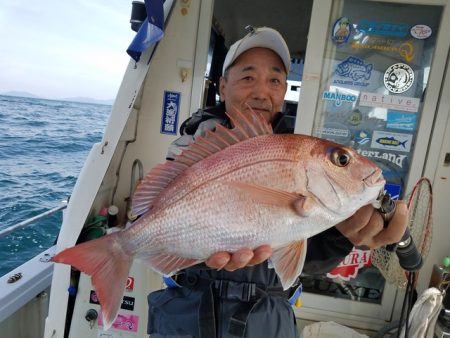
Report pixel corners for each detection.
[296,0,450,330]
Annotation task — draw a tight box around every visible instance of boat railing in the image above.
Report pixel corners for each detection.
[0,203,67,239]
[0,203,67,323]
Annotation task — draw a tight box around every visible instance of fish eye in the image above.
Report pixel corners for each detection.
[330,148,351,167]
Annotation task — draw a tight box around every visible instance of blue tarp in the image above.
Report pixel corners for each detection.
[127,0,164,62]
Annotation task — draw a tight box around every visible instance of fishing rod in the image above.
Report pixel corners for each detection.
[377,191,423,272]
[376,191,423,338]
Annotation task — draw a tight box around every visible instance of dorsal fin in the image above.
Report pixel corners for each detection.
[131,107,273,217]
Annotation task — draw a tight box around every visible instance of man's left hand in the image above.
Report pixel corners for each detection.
[336,200,409,249]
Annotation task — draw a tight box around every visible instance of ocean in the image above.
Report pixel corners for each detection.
[0,95,109,277]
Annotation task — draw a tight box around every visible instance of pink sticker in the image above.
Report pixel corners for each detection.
[98,313,139,333]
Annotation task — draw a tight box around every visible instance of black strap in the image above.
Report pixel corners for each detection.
[199,282,217,338]
[228,300,258,337]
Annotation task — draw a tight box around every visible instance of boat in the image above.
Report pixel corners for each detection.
[2,0,450,337]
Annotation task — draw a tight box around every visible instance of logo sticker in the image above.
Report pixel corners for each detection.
[161,90,181,135]
[347,109,363,126]
[126,277,135,292]
[354,130,371,145]
[371,130,412,153]
[358,19,409,38]
[315,122,350,144]
[351,38,416,63]
[359,92,420,113]
[410,24,432,39]
[384,63,414,93]
[121,296,135,311]
[356,149,408,168]
[322,89,357,106]
[90,291,135,311]
[334,56,373,86]
[99,313,140,333]
[332,17,352,44]
[386,111,417,131]
[327,248,372,281]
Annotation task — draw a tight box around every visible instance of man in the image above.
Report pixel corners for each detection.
[148,26,408,338]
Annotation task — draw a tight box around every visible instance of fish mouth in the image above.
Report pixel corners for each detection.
[363,168,385,187]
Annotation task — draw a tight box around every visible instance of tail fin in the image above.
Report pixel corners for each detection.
[52,233,132,330]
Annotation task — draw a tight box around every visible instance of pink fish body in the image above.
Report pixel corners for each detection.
[53,108,385,329]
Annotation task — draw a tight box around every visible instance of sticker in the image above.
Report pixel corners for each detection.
[359,92,420,113]
[315,122,350,144]
[357,149,408,169]
[98,313,140,333]
[322,90,357,106]
[121,296,135,311]
[315,127,349,138]
[383,63,414,93]
[354,130,371,145]
[126,277,135,292]
[371,130,412,153]
[351,38,416,63]
[327,248,372,281]
[357,19,409,38]
[90,291,136,311]
[384,183,402,200]
[334,56,373,85]
[160,91,181,135]
[331,17,352,44]
[386,111,417,131]
[347,109,363,126]
[410,24,432,39]
[90,290,100,305]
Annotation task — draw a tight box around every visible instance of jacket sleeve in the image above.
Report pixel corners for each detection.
[303,227,354,275]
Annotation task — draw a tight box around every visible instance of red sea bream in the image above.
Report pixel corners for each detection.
[53,107,385,329]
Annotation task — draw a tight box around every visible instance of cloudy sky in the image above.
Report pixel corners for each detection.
[0,0,137,100]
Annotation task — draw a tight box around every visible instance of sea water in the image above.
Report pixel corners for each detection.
[0,95,109,277]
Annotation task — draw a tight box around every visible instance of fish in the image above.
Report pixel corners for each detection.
[376,136,408,148]
[336,56,373,81]
[52,107,385,329]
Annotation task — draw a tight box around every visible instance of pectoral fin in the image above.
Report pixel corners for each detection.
[223,181,316,217]
[270,239,307,290]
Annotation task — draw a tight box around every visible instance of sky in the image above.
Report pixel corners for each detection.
[0,0,137,100]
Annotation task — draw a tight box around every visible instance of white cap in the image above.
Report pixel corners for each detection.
[222,26,291,75]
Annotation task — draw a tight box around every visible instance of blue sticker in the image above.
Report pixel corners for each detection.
[335,56,373,83]
[386,111,417,131]
[358,19,409,38]
[384,183,402,200]
[322,89,357,107]
[354,130,371,145]
[161,91,181,135]
[332,17,352,44]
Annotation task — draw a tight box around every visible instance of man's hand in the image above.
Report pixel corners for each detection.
[205,245,273,271]
[336,200,409,248]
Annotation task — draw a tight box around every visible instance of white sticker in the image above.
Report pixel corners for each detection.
[371,130,413,153]
[410,24,432,39]
[384,63,414,94]
[360,92,420,113]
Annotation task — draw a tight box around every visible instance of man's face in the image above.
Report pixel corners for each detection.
[219,47,288,123]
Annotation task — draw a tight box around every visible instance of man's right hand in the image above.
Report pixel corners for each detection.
[205,245,273,271]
